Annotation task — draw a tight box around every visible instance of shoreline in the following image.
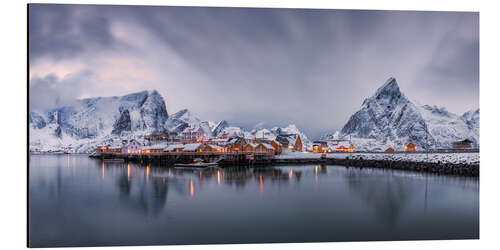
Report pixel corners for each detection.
[85,152,479,177]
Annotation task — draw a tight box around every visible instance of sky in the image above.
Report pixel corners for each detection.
[28,4,479,139]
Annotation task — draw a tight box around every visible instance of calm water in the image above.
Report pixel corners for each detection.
[28,154,479,247]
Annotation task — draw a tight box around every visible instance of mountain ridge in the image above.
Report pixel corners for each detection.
[331,78,479,150]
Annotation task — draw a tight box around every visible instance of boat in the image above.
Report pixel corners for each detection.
[174,158,218,168]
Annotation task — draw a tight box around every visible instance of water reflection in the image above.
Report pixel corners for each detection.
[190,178,194,198]
[345,168,411,226]
[29,155,479,247]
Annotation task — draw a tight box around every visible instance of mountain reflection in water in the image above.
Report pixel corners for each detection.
[29,154,479,247]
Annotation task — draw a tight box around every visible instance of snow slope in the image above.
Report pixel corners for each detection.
[30,90,168,152]
[331,77,479,151]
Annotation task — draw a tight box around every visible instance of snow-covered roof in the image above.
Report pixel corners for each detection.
[164,144,185,151]
[258,143,274,150]
[206,144,223,150]
[182,143,203,151]
[143,142,170,150]
[211,138,230,143]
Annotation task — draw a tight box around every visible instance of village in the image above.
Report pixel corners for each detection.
[98,125,478,156]
[97,126,355,157]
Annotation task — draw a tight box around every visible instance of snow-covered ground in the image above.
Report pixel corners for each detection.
[276,150,479,165]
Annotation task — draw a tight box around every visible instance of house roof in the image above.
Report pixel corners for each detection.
[182,143,203,151]
[205,144,223,150]
[164,144,185,151]
[143,142,170,150]
[257,143,274,150]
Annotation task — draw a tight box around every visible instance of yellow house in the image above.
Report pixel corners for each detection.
[255,143,275,154]
[243,143,255,153]
[269,140,282,154]
[276,134,303,151]
[405,143,416,152]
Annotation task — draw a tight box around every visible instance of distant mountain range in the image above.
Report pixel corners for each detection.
[29,77,478,153]
[29,90,311,152]
[322,77,479,151]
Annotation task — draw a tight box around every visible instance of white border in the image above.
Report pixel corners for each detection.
[2,0,498,250]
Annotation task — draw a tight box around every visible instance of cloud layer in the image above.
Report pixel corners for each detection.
[29,4,479,139]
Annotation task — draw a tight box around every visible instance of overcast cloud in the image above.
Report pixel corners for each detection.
[28,4,479,139]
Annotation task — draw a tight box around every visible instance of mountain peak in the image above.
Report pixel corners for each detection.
[374,77,401,98]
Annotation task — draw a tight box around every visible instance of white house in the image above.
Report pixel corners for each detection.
[182,143,204,152]
[123,139,142,153]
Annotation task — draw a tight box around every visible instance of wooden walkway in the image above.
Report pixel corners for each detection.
[95,151,275,167]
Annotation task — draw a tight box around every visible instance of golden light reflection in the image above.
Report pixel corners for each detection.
[289,169,293,180]
[200,171,202,180]
[127,164,131,180]
[190,178,194,197]
[146,166,150,181]
[101,161,105,180]
[315,166,318,176]
[217,170,221,185]
[260,175,263,193]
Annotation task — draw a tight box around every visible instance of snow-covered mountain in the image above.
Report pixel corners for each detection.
[30,90,169,152]
[165,109,215,137]
[212,120,229,135]
[328,77,479,151]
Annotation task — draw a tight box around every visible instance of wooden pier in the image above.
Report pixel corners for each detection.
[93,151,275,167]
[90,151,479,177]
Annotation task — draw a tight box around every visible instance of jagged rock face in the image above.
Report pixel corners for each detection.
[337,77,479,150]
[139,90,169,131]
[29,90,170,152]
[270,124,311,145]
[250,128,275,140]
[165,109,214,137]
[212,120,229,136]
[461,109,480,132]
[29,112,46,129]
[165,109,201,132]
[48,90,169,139]
[112,109,132,135]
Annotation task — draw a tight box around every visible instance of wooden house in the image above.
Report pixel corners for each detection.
[164,144,184,152]
[336,144,355,152]
[227,137,247,152]
[223,144,234,152]
[98,145,122,153]
[276,134,303,151]
[146,131,178,142]
[385,147,395,152]
[269,140,282,154]
[203,144,223,152]
[312,141,329,153]
[141,147,163,153]
[405,142,416,152]
[243,143,256,153]
[452,139,473,149]
[181,127,205,142]
[182,143,204,152]
[255,143,275,154]
[123,140,142,154]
